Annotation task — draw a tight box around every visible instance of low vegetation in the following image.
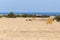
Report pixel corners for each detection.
[54,16,60,22]
[6,12,16,18]
[0,16,2,18]
[0,12,49,18]
[0,12,60,22]
[36,15,50,18]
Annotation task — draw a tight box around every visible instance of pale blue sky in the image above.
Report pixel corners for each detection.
[0,0,60,12]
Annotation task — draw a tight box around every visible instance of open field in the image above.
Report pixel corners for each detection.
[0,18,60,40]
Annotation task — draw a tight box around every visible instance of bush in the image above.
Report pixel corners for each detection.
[54,16,60,22]
[16,14,20,17]
[21,14,28,17]
[19,14,50,18]
[0,16,2,18]
[36,15,50,18]
[7,12,16,18]
[3,15,7,17]
[20,14,34,18]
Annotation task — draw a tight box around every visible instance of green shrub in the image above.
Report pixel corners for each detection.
[6,12,16,18]
[36,15,50,18]
[0,16,2,18]
[54,16,60,22]
[16,14,20,17]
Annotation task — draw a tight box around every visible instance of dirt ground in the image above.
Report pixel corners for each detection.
[0,18,60,40]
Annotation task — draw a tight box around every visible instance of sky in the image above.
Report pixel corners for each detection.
[0,0,60,12]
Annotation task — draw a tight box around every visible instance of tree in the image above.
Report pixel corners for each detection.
[7,12,16,18]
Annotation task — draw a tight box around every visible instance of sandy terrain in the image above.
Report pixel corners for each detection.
[0,18,60,40]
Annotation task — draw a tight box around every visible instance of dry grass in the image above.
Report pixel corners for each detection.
[0,18,60,40]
